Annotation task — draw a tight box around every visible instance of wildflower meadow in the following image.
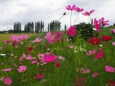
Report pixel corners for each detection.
[0,4,115,86]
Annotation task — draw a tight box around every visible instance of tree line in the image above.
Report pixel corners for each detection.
[12,20,67,33]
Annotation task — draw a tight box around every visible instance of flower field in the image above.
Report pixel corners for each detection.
[0,5,115,86]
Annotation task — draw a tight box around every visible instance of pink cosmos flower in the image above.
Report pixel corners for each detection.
[11,36,20,42]
[66,5,76,11]
[75,7,84,12]
[105,65,115,73]
[99,17,109,26]
[19,54,26,61]
[35,74,44,79]
[17,65,27,73]
[2,68,12,72]
[44,32,63,44]
[112,42,115,46]
[95,51,104,59]
[67,26,77,37]
[58,56,65,61]
[68,45,73,49]
[26,55,33,61]
[94,18,100,32]
[44,32,52,39]
[44,32,56,44]
[4,77,12,86]
[22,34,29,40]
[111,29,115,34]
[82,10,95,16]
[31,60,38,64]
[92,72,98,78]
[86,50,96,56]
[34,38,41,43]
[82,69,90,74]
[4,39,10,43]
[0,77,4,81]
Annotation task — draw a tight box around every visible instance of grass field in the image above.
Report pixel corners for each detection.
[0,27,115,86]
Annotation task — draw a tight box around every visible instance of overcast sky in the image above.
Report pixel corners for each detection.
[0,0,115,31]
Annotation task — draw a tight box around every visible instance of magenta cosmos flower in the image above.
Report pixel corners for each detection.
[99,17,109,26]
[75,7,84,12]
[41,53,57,63]
[92,72,98,78]
[83,10,95,16]
[55,62,61,68]
[95,51,104,59]
[17,65,27,73]
[4,77,12,86]
[67,26,77,37]
[66,5,76,11]
[94,18,100,32]
[35,74,44,79]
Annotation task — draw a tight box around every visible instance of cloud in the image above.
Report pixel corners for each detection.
[0,0,115,31]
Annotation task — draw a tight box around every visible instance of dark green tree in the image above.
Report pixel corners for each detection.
[13,22,21,33]
[24,22,34,32]
[49,20,61,31]
[64,24,67,30]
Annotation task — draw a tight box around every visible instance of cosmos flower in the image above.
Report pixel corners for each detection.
[92,72,98,78]
[66,5,76,11]
[86,50,96,56]
[94,18,100,32]
[82,10,95,16]
[35,74,44,79]
[2,68,12,72]
[95,51,104,59]
[67,26,77,37]
[4,77,12,86]
[55,62,61,68]
[99,17,109,26]
[34,38,41,43]
[112,42,115,46]
[17,65,27,73]
[105,65,115,73]
[102,36,112,41]
[75,7,84,12]
[111,29,115,34]
[28,46,33,51]
[88,37,100,45]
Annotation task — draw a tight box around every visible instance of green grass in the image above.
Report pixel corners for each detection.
[0,28,115,86]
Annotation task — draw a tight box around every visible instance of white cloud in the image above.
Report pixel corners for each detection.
[0,0,115,31]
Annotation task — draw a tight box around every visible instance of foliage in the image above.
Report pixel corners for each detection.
[74,23,99,40]
[49,20,61,31]
[13,22,21,33]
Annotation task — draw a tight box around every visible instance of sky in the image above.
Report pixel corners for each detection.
[0,0,115,31]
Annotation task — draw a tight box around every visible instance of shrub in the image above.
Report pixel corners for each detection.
[74,23,99,40]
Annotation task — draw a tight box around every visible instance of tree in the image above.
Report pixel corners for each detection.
[64,24,67,30]
[24,22,34,32]
[49,20,61,31]
[13,22,21,33]
[48,24,50,32]
[35,22,40,33]
[113,23,115,26]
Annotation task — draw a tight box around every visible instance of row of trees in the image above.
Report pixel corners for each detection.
[13,20,66,33]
